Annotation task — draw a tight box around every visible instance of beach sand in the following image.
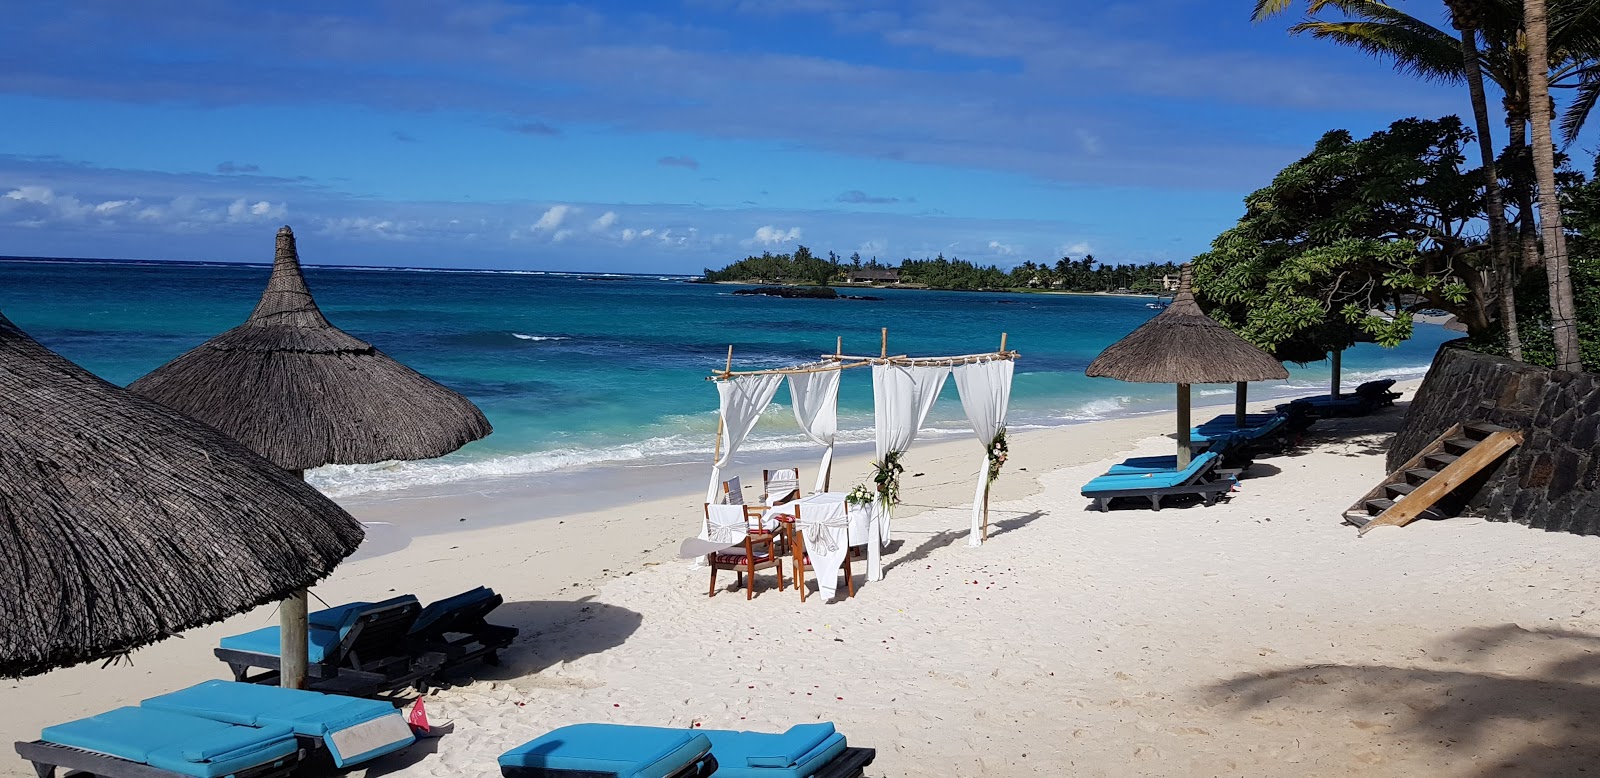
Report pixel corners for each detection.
[7,379,1600,776]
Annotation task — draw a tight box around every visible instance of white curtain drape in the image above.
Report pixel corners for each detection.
[704,373,784,505]
[953,358,1014,547]
[787,365,840,493]
[867,362,950,581]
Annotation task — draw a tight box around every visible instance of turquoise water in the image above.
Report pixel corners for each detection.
[0,257,1457,495]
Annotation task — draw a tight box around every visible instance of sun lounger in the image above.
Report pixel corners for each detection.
[16,706,302,778]
[141,680,414,769]
[1280,380,1401,419]
[215,594,445,696]
[498,722,874,778]
[1082,451,1234,511]
[408,586,519,671]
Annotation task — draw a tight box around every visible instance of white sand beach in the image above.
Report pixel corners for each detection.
[7,379,1600,777]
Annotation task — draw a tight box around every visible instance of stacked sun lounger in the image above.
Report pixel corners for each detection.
[1081,450,1236,512]
[215,586,517,696]
[498,721,875,778]
[1278,379,1402,419]
[15,681,415,778]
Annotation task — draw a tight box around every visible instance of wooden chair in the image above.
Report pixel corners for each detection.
[778,504,855,603]
[761,468,802,507]
[719,475,749,506]
[705,503,785,599]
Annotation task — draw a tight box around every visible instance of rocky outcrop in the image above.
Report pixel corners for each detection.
[1392,343,1600,534]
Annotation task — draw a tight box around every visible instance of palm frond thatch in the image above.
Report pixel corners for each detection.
[1086,265,1290,384]
[129,226,492,471]
[0,312,364,678]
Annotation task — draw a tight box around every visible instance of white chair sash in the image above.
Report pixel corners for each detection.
[705,504,750,547]
[764,469,800,505]
[799,509,849,554]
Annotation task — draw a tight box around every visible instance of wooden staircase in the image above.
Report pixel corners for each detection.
[1344,421,1523,536]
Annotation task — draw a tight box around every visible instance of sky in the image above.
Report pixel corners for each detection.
[0,0,1510,273]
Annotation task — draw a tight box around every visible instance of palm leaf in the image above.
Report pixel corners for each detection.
[1559,65,1600,146]
[1292,19,1466,83]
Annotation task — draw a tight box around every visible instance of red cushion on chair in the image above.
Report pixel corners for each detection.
[748,528,773,535]
[715,552,772,565]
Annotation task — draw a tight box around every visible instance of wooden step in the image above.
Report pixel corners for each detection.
[1424,452,1459,469]
[1405,467,1440,482]
[1357,428,1524,536]
[1444,436,1479,452]
[1364,497,1446,522]
[1344,512,1373,529]
[1464,421,1509,439]
[1386,482,1419,497]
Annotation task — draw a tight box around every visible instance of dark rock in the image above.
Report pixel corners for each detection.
[732,286,840,299]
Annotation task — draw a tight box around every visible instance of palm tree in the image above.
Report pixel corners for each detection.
[1525,0,1585,369]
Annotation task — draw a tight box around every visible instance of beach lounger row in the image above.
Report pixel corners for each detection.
[499,722,874,778]
[1277,379,1401,419]
[216,587,517,696]
[1081,450,1236,511]
[16,681,415,778]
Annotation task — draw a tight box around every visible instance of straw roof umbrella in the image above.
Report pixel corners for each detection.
[0,312,363,678]
[1086,264,1288,467]
[130,225,491,687]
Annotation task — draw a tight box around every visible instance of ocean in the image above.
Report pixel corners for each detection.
[0,257,1457,497]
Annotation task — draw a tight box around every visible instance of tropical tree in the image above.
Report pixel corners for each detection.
[1525,0,1585,369]
[1193,117,1487,362]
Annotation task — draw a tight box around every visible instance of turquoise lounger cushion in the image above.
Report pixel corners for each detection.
[41,706,297,778]
[499,723,711,778]
[704,723,846,778]
[218,594,419,662]
[142,680,415,768]
[1085,452,1217,493]
[1105,455,1182,475]
[410,586,494,636]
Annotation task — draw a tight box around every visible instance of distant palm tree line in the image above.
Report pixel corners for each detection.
[702,246,1182,293]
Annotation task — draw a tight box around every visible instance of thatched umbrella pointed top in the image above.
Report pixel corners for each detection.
[0,312,364,678]
[1086,265,1288,385]
[129,226,492,471]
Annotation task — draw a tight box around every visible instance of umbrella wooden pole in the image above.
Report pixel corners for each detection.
[281,469,309,690]
[1330,349,1342,399]
[1235,381,1247,426]
[1176,384,1192,468]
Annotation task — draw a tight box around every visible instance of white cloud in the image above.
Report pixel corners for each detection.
[591,210,618,231]
[318,216,413,240]
[1075,129,1102,156]
[639,228,656,238]
[746,225,802,246]
[1059,241,1093,256]
[988,240,1017,255]
[553,229,575,242]
[227,198,287,222]
[533,204,573,231]
[621,227,637,241]
[4,186,55,204]
[93,199,136,214]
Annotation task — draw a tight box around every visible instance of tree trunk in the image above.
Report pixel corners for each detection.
[1525,0,1584,371]
[1460,28,1522,360]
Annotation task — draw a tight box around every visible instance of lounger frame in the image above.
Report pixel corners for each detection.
[499,749,717,778]
[215,599,446,696]
[812,746,876,778]
[14,740,302,778]
[1084,455,1235,512]
[409,591,518,672]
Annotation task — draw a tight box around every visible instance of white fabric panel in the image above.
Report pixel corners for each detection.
[704,373,784,504]
[953,359,1015,547]
[867,363,950,580]
[787,366,841,493]
[796,497,851,599]
[681,504,750,559]
[762,468,800,506]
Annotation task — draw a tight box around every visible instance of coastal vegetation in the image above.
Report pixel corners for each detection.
[704,246,1182,293]
[1210,0,1600,372]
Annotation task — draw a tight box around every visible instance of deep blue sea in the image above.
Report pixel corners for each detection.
[0,257,1457,496]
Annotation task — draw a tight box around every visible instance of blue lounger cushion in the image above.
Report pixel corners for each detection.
[499,724,712,778]
[1105,455,1184,475]
[703,723,847,778]
[40,706,297,778]
[1085,451,1218,493]
[218,594,420,662]
[1195,414,1284,441]
[410,586,495,637]
[142,680,415,768]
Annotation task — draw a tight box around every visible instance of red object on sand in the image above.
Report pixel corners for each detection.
[408,698,430,734]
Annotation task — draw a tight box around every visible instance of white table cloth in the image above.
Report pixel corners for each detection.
[763,492,870,599]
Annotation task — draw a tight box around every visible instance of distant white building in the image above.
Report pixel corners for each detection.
[848,269,900,284]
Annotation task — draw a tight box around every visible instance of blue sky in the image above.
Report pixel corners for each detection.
[0,1,1508,273]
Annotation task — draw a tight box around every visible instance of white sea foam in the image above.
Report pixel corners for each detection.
[512,333,568,341]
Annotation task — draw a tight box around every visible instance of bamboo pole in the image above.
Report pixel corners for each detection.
[1235,381,1248,427]
[1176,384,1192,468]
[1000,332,1007,353]
[836,336,842,358]
[712,347,732,462]
[982,480,991,541]
[880,328,888,359]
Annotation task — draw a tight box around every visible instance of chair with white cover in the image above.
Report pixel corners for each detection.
[704,503,784,599]
[760,468,802,508]
[781,500,855,603]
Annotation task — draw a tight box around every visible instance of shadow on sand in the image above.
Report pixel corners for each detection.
[1202,623,1600,775]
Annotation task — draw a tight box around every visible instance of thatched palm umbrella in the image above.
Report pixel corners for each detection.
[130,225,491,687]
[0,312,363,678]
[1086,265,1288,467]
